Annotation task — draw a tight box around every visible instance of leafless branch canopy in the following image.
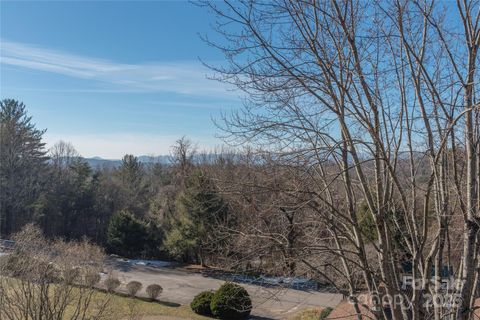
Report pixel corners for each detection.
[201,1,480,319]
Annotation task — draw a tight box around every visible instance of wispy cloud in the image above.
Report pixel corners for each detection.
[1,40,234,96]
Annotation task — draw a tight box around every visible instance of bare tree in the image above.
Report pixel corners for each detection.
[170,136,197,187]
[208,153,314,276]
[50,140,81,170]
[0,225,112,320]
[202,1,480,319]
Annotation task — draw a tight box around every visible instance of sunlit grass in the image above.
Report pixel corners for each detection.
[1,276,211,320]
[289,308,324,320]
[105,293,212,320]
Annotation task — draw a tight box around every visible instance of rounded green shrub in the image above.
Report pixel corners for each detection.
[191,290,215,316]
[210,282,252,320]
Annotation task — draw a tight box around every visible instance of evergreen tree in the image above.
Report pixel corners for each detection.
[116,154,149,216]
[164,170,229,265]
[0,99,47,237]
[119,154,144,187]
[107,210,149,258]
[35,157,97,240]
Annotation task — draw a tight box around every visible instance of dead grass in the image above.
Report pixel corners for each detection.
[1,277,211,320]
[104,293,212,320]
[289,308,323,320]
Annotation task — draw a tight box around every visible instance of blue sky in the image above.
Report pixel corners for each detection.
[0,1,240,158]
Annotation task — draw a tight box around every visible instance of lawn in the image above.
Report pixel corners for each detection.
[289,308,331,320]
[0,276,211,320]
[105,293,212,320]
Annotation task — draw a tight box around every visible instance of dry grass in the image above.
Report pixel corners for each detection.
[1,276,211,320]
[289,308,323,320]
[0,225,211,320]
[104,293,212,320]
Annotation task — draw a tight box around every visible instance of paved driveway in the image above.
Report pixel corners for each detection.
[106,259,342,319]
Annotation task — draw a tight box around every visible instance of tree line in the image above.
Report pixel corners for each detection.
[0,99,350,278]
[0,99,231,264]
[1,0,480,318]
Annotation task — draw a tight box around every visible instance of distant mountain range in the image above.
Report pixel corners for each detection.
[82,155,173,168]
[82,153,227,168]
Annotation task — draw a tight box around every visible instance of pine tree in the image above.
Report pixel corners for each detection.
[116,154,149,216]
[164,170,229,265]
[107,210,149,258]
[0,99,48,237]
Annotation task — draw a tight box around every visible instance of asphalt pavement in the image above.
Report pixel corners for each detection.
[106,259,342,319]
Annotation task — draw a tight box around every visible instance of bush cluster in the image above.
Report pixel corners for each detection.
[191,291,215,316]
[126,281,143,297]
[104,277,121,292]
[146,284,163,300]
[191,282,252,320]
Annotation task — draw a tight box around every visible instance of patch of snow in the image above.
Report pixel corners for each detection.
[226,273,319,290]
[123,259,171,268]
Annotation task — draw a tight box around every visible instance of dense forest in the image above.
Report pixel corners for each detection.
[0,99,216,261]
[2,0,480,318]
[0,98,312,276]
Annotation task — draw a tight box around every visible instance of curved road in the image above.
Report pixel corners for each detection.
[106,259,342,319]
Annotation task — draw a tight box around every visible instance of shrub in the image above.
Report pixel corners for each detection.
[85,272,101,287]
[39,260,62,283]
[63,267,81,284]
[319,307,333,319]
[146,284,163,300]
[191,291,215,316]
[104,277,121,293]
[0,225,109,320]
[210,282,252,320]
[126,281,143,297]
